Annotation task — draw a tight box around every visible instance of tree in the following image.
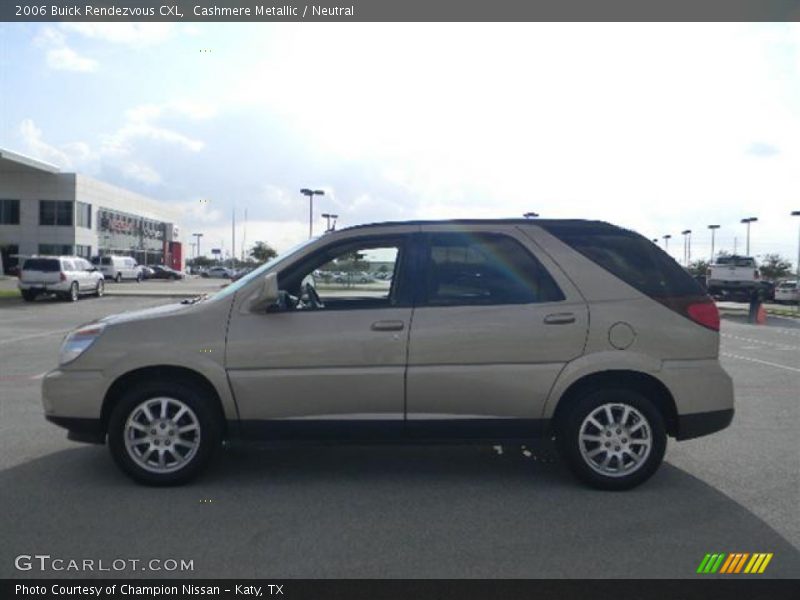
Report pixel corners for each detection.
[249,241,278,264]
[687,259,709,277]
[758,253,793,281]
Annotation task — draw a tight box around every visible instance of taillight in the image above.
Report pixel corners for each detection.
[657,296,720,331]
[59,272,66,282]
[687,300,720,331]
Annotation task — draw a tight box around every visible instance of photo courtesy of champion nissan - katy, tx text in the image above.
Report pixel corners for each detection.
[42,219,734,490]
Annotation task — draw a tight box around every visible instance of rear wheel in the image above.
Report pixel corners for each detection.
[136,271,143,283]
[556,388,666,490]
[64,282,79,302]
[21,290,37,302]
[115,272,122,283]
[108,380,222,485]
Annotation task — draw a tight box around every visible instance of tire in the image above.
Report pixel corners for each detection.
[95,279,104,298]
[65,282,79,302]
[107,379,222,486]
[556,388,666,491]
[21,290,37,302]
[115,272,122,283]
[136,272,143,283]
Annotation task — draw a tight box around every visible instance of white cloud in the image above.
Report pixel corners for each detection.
[18,119,73,168]
[60,23,174,47]
[35,26,96,72]
[45,46,97,72]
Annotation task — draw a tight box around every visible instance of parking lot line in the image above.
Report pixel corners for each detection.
[0,328,73,345]
[721,352,800,373]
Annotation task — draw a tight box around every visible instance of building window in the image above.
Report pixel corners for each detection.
[39,200,73,226]
[75,244,92,258]
[76,202,92,229]
[0,199,20,224]
[38,244,73,256]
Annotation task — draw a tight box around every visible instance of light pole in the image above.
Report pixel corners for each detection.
[301,188,325,239]
[792,211,800,289]
[523,212,539,218]
[681,229,692,266]
[192,232,203,259]
[321,213,339,232]
[708,225,720,262]
[663,234,672,253]
[740,217,757,256]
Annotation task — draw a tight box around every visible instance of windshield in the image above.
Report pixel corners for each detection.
[205,237,320,302]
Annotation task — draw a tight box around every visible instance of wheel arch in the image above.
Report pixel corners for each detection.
[551,370,678,438]
[101,365,227,435]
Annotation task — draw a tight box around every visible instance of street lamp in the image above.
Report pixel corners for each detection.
[707,225,720,261]
[523,212,539,218]
[740,217,757,256]
[321,213,339,232]
[681,229,692,266]
[301,188,325,238]
[192,232,203,258]
[663,234,672,252]
[792,211,800,293]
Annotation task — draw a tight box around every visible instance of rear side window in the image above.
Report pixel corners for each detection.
[23,258,60,272]
[422,233,564,306]
[61,260,77,271]
[541,222,704,298]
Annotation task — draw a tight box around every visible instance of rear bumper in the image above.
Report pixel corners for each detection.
[676,408,734,440]
[18,282,69,293]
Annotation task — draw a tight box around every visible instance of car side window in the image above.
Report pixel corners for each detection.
[279,237,406,311]
[62,259,76,272]
[421,233,564,306]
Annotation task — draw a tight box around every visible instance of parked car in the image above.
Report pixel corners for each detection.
[139,266,156,280]
[18,256,104,302]
[90,255,143,283]
[202,266,233,279]
[775,280,799,304]
[149,265,184,280]
[42,219,733,490]
[706,255,760,298]
[231,267,255,282]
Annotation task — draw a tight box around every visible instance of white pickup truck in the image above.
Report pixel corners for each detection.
[706,255,761,298]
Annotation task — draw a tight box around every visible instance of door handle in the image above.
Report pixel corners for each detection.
[371,320,405,332]
[544,313,576,325]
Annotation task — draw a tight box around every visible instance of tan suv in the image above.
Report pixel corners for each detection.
[42,220,734,489]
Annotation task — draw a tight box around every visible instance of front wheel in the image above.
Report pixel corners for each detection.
[556,388,666,490]
[108,380,221,485]
[95,279,104,297]
[115,272,122,283]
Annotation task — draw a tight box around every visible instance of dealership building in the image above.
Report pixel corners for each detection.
[0,148,183,274]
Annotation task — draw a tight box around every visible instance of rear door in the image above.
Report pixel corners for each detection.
[405,225,588,439]
[21,258,61,287]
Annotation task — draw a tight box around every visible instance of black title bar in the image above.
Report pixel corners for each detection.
[3,0,800,22]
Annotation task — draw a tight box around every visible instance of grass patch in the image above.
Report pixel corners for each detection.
[0,289,20,299]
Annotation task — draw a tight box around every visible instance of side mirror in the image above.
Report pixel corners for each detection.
[249,272,279,312]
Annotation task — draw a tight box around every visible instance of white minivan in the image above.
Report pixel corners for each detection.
[91,256,142,283]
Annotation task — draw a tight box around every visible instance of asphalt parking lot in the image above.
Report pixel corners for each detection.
[0,294,798,578]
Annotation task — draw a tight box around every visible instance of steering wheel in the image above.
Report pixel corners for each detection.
[301,281,325,310]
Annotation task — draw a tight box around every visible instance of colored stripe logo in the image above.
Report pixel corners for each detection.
[696,553,773,574]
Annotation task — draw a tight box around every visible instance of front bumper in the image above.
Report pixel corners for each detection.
[45,416,105,444]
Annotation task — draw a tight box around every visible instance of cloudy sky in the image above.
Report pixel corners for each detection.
[1,22,799,264]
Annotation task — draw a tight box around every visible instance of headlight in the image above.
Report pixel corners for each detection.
[59,323,106,365]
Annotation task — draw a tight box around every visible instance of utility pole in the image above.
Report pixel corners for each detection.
[192,232,203,259]
[740,217,758,256]
[708,225,720,262]
[301,188,325,238]
[232,206,236,268]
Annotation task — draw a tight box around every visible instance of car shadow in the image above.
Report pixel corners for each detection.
[1,444,798,578]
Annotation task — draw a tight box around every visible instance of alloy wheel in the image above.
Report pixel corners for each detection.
[578,402,652,478]
[123,397,201,474]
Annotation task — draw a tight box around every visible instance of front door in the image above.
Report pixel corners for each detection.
[405,226,588,440]
[225,234,414,441]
